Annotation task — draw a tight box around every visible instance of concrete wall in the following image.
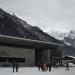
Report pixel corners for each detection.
[0,45,35,67]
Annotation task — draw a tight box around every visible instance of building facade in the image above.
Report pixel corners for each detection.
[0,35,63,67]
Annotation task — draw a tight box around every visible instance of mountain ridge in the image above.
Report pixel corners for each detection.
[0,8,62,44]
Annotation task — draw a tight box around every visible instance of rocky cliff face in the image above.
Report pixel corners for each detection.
[0,8,62,44]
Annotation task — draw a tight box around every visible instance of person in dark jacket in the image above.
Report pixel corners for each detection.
[12,60,15,72]
[49,63,52,71]
[16,62,19,72]
[38,62,41,71]
[66,62,69,71]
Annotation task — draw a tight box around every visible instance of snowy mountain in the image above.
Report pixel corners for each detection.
[50,31,66,40]
[49,31,75,48]
[49,31,75,56]
[64,31,75,47]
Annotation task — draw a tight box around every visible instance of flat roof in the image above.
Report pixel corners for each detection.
[0,35,64,49]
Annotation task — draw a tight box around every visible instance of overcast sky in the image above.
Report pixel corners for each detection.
[0,0,75,33]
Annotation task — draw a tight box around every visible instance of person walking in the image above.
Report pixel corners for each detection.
[66,62,69,71]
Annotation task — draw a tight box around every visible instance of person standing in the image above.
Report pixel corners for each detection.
[38,62,41,71]
[12,60,15,72]
[66,62,69,71]
[16,62,19,72]
[49,63,52,71]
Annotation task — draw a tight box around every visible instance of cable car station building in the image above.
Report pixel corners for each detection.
[0,35,63,67]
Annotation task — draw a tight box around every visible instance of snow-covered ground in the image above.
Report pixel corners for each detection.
[0,67,75,75]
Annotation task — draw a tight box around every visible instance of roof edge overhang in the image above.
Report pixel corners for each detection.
[0,35,64,49]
